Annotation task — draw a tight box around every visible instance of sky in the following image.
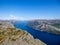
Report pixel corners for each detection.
[0,0,60,20]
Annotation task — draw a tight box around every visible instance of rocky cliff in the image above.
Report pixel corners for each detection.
[0,21,46,45]
[27,20,60,34]
[0,21,14,28]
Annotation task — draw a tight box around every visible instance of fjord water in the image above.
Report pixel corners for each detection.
[13,21,60,45]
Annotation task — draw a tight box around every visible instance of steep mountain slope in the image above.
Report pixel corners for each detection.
[0,20,14,28]
[27,20,60,34]
[0,28,46,45]
[0,20,46,45]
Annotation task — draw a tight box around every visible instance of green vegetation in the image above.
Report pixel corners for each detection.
[51,23,60,28]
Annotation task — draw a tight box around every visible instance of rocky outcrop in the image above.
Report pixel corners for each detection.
[0,28,46,45]
[0,20,46,45]
[0,21,14,28]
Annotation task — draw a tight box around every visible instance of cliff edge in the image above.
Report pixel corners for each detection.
[0,21,46,45]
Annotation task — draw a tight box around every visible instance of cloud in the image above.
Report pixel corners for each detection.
[1,14,25,20]
[9,15,18,20]
[8,14,25,20]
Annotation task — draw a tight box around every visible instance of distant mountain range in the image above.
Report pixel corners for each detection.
[26,19,60,34]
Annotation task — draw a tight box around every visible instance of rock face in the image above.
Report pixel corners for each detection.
[27,20,60,34]
[0,21,14,28]
[0,28,46,45]
[0,21,46,45]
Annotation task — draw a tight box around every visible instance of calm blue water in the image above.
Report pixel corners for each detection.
[13,21,60,45]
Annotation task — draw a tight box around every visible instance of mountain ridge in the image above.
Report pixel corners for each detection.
[27,20,60,34]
